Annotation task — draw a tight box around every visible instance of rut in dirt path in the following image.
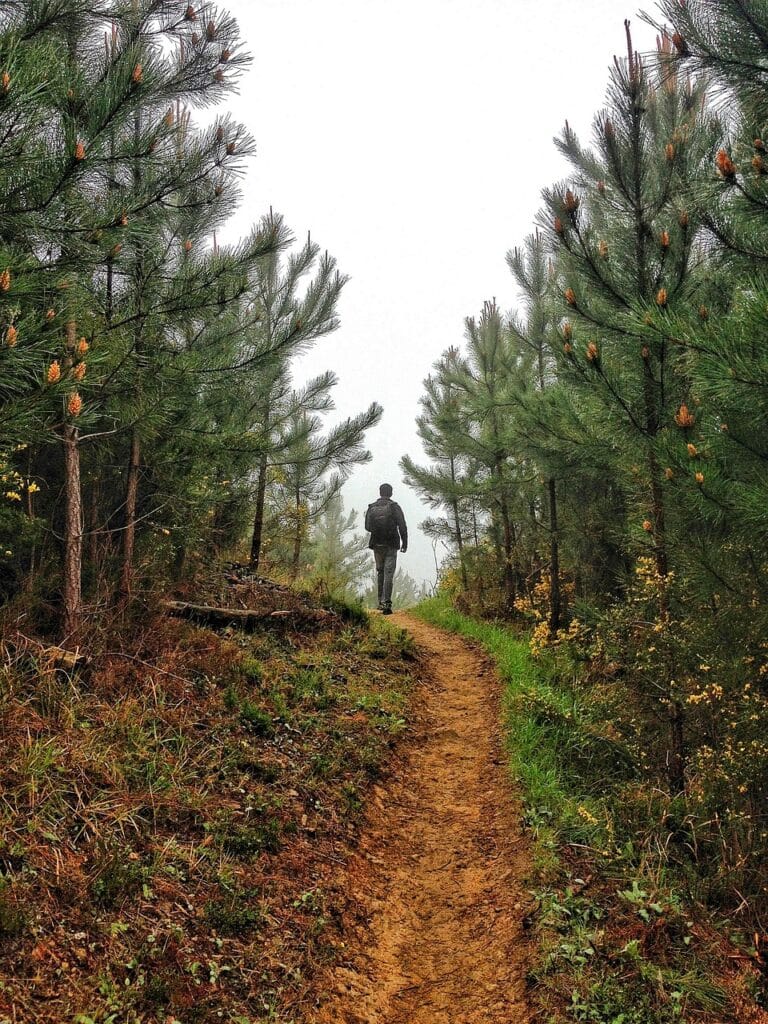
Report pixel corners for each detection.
[312,612,531,1024]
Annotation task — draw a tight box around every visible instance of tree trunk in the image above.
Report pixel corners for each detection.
[449,458,468,591]
[61,320,83,638]
[24,448,37,593]
[119,429,141,601]
[495,457,516,610]
[498,495,516,610]
[291,488,302,578]
[668,699,686,796]
[453,497,469,591]
[118,109,145,604]
[62,423,83,638]
[249,450,269,570]
[548,477,562,636]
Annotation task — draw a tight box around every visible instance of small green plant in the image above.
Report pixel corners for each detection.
[239,699,275,736]
[240,656,264,685]
[216,817,283,858]
[318,593,368,625]
[236,757,280,783]
[204,884,262,936]
[341,781,362,815]
[90,845,146,908]
[0,880,25,938]
[291,667,335,710]
[0,837,26,872]
[142,972,171,1007]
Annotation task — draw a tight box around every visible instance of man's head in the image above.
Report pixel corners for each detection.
[379,483,393,498]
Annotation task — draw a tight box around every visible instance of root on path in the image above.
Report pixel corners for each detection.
[310,612,531,1024]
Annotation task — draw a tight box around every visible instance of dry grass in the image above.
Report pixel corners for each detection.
[0,586,419,1023]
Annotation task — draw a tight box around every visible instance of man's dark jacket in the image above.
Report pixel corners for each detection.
[365,498,408,551]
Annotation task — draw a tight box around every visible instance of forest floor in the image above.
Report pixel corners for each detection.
[307,611,532,1024]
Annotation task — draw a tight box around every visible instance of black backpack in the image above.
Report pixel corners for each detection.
[368,501,396,542]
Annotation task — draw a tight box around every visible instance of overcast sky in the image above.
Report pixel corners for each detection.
[220,0,660,586]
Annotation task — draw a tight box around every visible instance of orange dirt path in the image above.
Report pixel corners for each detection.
[310,612,531,1023]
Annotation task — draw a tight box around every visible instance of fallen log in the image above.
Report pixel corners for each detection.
[161,600,334,632]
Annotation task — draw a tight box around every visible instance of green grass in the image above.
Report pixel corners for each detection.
[415,596,604,849]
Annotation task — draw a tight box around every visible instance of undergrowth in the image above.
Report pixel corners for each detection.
[415,595,765,1024]
[0,597,418,1024]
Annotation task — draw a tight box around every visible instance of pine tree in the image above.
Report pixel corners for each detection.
[507,230,564,633]
[647,0,768,580]
[1,2,281,630]
[444,303,526,609]
[266,376,382,577]
[304,493,369,598]
[401,352,474,592]
[540,24,718,791]
[237,224,349,571]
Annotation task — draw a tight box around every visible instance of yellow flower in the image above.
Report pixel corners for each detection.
[577,805,599,826]
[5,324,17,347]
[67,392,83,417]
[687,443,698,457]
[4,491,21,501]
[76,338,89,357]
[0,269,10,292]
[695,471,704,485]
[73,362,86,381]
[46,361,61,384]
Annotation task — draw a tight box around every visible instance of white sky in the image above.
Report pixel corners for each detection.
[220,0,661,586]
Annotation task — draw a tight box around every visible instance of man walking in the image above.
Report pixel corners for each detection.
[365,483,408,614]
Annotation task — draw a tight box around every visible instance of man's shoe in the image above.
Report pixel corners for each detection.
[382,605,393,615]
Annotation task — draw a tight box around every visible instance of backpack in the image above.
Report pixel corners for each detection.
[367,500,396,543]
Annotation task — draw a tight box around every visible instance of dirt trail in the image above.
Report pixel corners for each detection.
[311,612,531,1024]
